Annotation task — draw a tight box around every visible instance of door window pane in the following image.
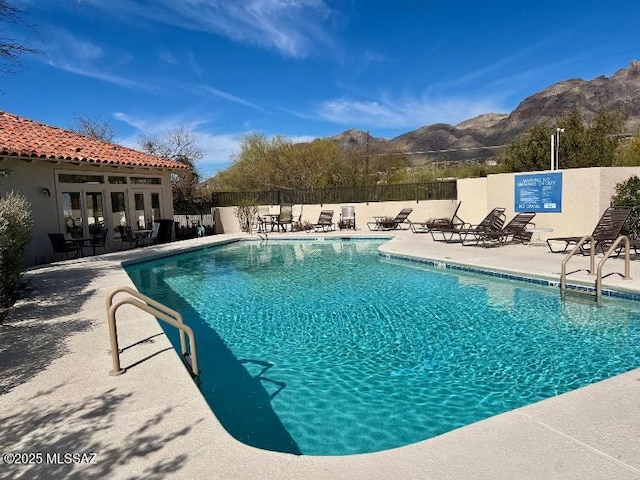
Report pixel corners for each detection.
[134,193,146,229]
[151,193,161,222]
[86,192,104,235]
[62,192,84,238]
[111,192,127,233]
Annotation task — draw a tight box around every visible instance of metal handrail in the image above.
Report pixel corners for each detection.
[560,235,595,291]
[106,286,199,380]
[596,235,631,301]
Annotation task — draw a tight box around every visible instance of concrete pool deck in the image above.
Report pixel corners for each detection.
[1,231,639,479]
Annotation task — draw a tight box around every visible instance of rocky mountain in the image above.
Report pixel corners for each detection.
[333,60,640,164]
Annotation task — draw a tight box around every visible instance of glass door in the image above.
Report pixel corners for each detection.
[129,190,162,230]
[85,191,104,235]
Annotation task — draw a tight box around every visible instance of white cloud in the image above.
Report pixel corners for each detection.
[37,29,151,90]
[198,85,263,110]
[79,0,335,59]
[112,111,243,178]
[314,94,506,129]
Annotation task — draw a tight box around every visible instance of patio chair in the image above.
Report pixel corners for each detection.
[367,208,413,231]
[85,226,109,255]
[410,201,463,233]
[462,212,536,247]
[254,206,270,233]
[48,233,79,260]
[546,206,632,254]
[276,204,293,232]
[292,204,303,231]
[313,210,335,232]
[117,225,138,249]
[339,206,356,230]
[430,207,506,243]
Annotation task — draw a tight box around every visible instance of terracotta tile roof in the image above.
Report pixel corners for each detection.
[0,111,189,170]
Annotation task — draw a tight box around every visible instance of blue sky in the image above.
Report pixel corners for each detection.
[3,1,640,178]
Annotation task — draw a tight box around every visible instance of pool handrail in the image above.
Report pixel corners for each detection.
[105,286,199,381]
[560,234,595,292]
[596,235,631,301]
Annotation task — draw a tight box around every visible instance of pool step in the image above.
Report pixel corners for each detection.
[561,285,599,304]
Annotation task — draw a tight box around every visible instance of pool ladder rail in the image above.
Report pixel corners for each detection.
[106,286,200,383]
[560,235,631,302]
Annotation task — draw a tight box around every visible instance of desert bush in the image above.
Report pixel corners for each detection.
[0,191,34,322]
[234,200,258,233]
[611,175,640,238]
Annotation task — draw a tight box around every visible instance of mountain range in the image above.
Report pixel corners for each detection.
[332,60,640,165]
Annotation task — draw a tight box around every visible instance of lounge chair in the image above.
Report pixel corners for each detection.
[410,201,463,233]
[339,206,356,230]
[546,206,632,254]
[313,210,335,232]
[48,233,79,260]
[430,207,506,243]
[367,208,413,231]
[462,212,536,247]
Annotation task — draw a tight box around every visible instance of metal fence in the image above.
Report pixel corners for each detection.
[210,180,457,207]
[173,213,215,228]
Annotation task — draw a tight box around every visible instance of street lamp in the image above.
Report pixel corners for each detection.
[555,127,565,170]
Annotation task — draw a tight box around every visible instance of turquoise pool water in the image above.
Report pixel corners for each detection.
[125,239,640,456]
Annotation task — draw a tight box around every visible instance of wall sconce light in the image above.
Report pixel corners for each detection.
[42,187,51,197]
[0,168,12,177]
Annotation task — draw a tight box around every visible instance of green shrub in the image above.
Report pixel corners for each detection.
[611,175,640,238]
[0,191,34,322]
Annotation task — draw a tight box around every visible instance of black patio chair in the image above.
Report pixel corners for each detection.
[367,208,413,231]
[48,233,79,260]
[85,226,108,255]
[313,210,335,232]
[117,226,138,249]
[546,206,632,254]
[462,212,536,247]
[430,207,506,243]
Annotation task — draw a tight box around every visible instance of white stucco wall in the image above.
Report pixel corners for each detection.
[458,167,640,238]
[0,157,175,267]
[215,167,640,239]
[215,199,461,234]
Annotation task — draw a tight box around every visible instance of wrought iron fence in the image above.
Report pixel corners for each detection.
[210,180,457,207]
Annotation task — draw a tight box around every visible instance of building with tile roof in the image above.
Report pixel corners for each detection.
[0,111,189,266]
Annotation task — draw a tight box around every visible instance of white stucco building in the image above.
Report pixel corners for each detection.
[0,111,189,266]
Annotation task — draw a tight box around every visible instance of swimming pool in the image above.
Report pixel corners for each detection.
[125,239,640,456]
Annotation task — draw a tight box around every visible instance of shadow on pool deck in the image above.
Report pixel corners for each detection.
[0,262,122,395]
[0,384,199,480]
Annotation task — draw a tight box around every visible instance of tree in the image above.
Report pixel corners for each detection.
[611,175,640,238]
[615,131,640,166]
[501,123,555,172]
[502,109,629,172]
[70,114,116,142]
[139,126,204,208]
[210,132,410,193]
[0,1,39,76]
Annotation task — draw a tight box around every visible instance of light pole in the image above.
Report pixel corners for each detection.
[555,127,565,170]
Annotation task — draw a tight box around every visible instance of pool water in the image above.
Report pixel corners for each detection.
[125,240,640,456]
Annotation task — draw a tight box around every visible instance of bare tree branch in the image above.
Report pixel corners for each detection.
[70,114,116,142]
[0,1,40,76]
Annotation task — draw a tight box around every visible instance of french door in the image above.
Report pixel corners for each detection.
[61,189,105,238]
[129,191,162,230]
